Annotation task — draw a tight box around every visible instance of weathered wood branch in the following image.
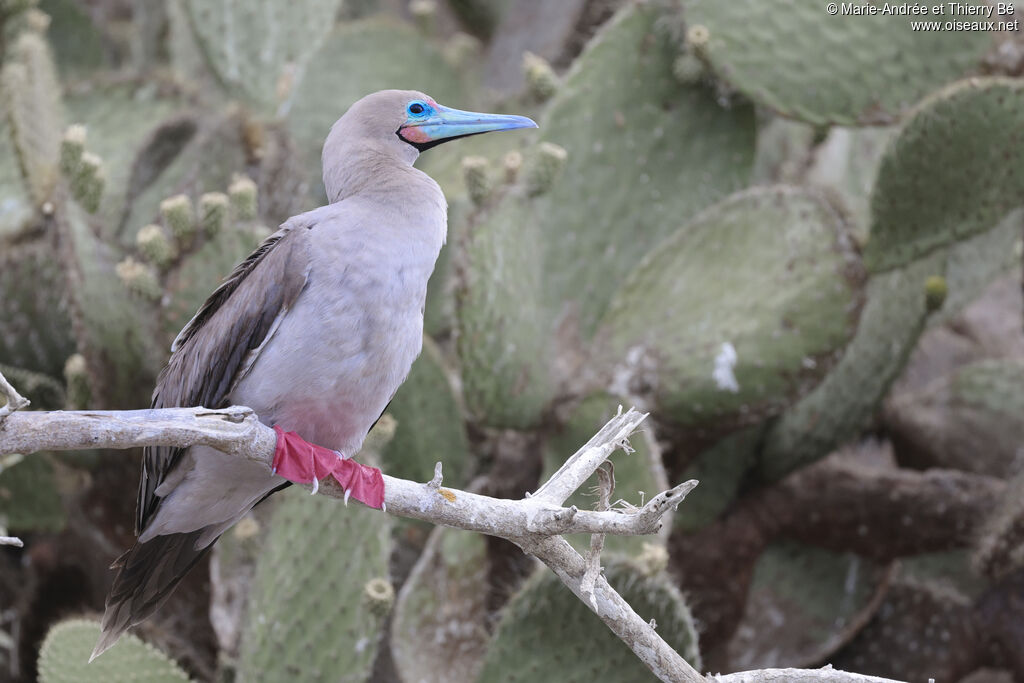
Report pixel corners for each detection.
[0,370,910,683]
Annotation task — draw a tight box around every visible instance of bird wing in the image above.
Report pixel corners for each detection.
[136,222,312,534]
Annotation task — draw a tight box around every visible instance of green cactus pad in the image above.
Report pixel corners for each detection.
[2,31,64,205]
[0,238,76,378]
[865,78,1024,272]
[974,471,1024,580]
[684,0,991,126]
[478,557,701,681]
[0,454,65,533]
[536,3,756,337]
[391,527,491,683]
[541,393,668,554]
[382,337,472,486]
[726,542,890,669]
[37,0,107,75]
[237,486,393,683]
[455,187,555,429]
[37,619,190,682]
[598,186,864,433]
[65,86,181,239]
[0,117,34,238]
[287,16,466,195]
[674,426,764,532]
[759,252,944,480]
[180,0,343,112]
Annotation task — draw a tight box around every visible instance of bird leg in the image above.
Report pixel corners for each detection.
[270,426,385,509]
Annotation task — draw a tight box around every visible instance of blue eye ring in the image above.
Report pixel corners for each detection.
[407,101,428,116]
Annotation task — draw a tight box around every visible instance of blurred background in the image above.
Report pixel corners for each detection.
[2,0,1024,681]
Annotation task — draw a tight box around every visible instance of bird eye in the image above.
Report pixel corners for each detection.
[408,101,427,116]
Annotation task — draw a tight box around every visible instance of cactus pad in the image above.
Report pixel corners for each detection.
[180,0,344,112]
[760,252,944,480]
[0,455,65,533]
[866,78,1024,272]
[598,186,864,433]
[237,486,393,683]
[684,0,991,126]
[478,557,701,681]
[38,619,190,682]
[536,3,756,336]
[391,528,491,683]
[382,337,472,486]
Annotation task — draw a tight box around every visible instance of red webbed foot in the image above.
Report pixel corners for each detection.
[271,426,385,509]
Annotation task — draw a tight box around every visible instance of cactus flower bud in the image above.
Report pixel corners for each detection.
[525,142,568,196]
[362,577,395,617]
[229,175,258,221]
[160,194,196,243]
[116,257,162,300]
[461,155,492,206]
[199,191,229,237]
[136,224,176,268]
[523,51,559,102]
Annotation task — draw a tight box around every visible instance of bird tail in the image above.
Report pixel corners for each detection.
[91,530,211,661]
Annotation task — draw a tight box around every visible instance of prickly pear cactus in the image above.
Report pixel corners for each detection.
[37,618,190,682]
[865,78,1024,272]
[382,337,472,486]
[455,181,554,429]
[0,117,34,237]
[674,426,764,532]
[726,542,891,669]
[535,3,756,337]
[287,15,467,192]
[974,471,1024,580]
[598,186,864,433]
[477,557,701,681]
[759,252,945,480]
[236,486,393,683]
[391,528,491,683]
[684,0,991,126]
[179,0,344,112]
[542,393,668,554]
[0,455,65,532]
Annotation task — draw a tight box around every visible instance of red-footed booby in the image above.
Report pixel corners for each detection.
[93,90,536,659]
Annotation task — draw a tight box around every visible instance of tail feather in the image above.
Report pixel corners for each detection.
[91,530,211,661]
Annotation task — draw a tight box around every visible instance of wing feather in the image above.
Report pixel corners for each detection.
[135,224,311,534]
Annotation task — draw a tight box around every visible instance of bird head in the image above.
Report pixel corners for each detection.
[323,90,536,201]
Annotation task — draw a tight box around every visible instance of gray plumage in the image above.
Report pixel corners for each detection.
[93,89,523,659]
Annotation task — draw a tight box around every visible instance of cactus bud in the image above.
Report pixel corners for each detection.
[63,353,91,410]
[59,124,86,175]
[686,24,710,53]
[229,175,258,221]
[160,193,195,243]
[72,152,104,213]
[199,191,229,237]
[523,51,559,102]
[461,155,492,206]
[924,275,947,312]
[525,142,567,196]
[136,224,176,268]
[116,257,162,300]
[672,52,705,85]
[362,577,395,617]
[443,32,482,68]
[502,150,523,184]
[409,0,436,35]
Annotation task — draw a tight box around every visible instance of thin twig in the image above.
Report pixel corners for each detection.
[581,463,613,611]
[0,537,23,548]
[0,370,29,422]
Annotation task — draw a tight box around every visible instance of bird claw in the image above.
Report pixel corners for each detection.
[344,488,352,506]
[311,476,319,495]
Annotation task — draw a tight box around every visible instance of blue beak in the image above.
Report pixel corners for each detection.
[399,102,537,151]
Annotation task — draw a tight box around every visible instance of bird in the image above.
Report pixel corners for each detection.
[92,90,536,659]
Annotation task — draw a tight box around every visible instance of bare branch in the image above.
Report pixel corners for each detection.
[0,370,29,421]
[0,376,914,683]
[708,665,907,682]
[0,536,23,547]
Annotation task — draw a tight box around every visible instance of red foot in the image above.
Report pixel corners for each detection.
[271,426,385,509]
